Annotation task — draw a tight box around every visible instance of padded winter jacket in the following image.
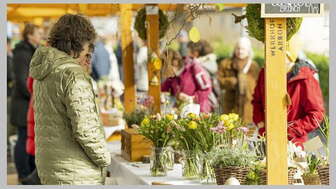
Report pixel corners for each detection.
[252,62,325,148]
[26,76,35,156]
[29,46,111,185]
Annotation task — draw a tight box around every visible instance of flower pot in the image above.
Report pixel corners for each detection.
[317,164,329,185]
[214,166,250,185]
[302,174,321,185]
[181,151,200,179]
[150,147,168,176]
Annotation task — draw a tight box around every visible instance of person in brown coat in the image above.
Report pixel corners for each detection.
[217,37,260,124]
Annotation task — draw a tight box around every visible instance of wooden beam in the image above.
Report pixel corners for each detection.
[120,4,136,114]
[146,5,161,113]
[265,18,288,185]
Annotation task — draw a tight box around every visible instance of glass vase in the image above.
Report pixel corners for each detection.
[181,150,200,179]
[150,147,168,176]
[164,147,175,170]
[198,152,216,184]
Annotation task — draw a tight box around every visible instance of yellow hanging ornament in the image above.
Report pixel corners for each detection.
[189,26,201,43]
[151,53,162,71]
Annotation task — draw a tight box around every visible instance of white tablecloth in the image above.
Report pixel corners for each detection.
[106,141,202,185]
[103,121,125,139]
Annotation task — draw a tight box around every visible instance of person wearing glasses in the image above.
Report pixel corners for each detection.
[29,14,111,185]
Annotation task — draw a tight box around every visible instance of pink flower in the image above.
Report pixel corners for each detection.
[238,127,249,134]
[210,122,227,134]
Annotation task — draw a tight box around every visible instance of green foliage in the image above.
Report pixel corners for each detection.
[123,109,148,127]
[246,4,303,43]
[246,163,266,185]
[304,154,321,176]
[134,8,169,41]
[212,41,234,61]
[209,146,256,168]
[306,52,329,109]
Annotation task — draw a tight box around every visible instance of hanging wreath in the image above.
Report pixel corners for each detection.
[134,7,169,41]
[245,4,303,43]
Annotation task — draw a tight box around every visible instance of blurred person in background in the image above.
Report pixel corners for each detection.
[134,38,149,95]
[187,40,219,112]
[252,35,325,148]
[114,33,124,82]
[91,36,111,81]
[7,37,15,161]
[217,37,260,124]
[29,14,110,185]
[161,50,213,113]
[10,23,42,184]
[178,29,189,57]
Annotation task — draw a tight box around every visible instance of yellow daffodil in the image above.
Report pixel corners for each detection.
[227,123,235,130]
[188,121,198,129]
[220,114,229,122]
[166,114,174,121]
[228,113,239,121]
[141,117,150,126]
[187,113,197,119]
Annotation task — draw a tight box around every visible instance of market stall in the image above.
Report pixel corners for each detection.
[7,3,329,186]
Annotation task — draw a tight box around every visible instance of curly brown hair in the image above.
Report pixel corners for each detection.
[47,14,96,58]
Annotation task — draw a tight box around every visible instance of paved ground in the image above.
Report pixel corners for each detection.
[7,153,18,185]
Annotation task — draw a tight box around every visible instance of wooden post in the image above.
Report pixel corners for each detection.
[146,4,161,113]
[120,4,136,113]
[265,18,288,185]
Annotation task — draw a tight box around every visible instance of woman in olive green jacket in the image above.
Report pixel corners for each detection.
[29,14,111,185]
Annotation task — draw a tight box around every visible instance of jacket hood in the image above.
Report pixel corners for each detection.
[29,46,76,80]
[288,60,317,82]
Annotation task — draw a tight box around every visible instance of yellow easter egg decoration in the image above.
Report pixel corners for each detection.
[189,26,201,43]
[153,58,162,71]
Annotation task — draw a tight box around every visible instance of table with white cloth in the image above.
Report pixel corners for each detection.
[106,141,202,185]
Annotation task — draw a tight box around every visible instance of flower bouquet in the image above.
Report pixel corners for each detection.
[172,113,202,179]
[135,114,174,176]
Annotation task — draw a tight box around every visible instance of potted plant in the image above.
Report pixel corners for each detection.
[246,162,267,185]
[123,109,148,128]
[209,144,256,185]
[302,154,321,185]
[317,116,330,185]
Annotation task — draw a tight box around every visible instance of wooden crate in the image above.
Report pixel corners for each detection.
[121,129,152,162]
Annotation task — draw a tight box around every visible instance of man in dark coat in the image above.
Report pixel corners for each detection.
[10,23,42,184]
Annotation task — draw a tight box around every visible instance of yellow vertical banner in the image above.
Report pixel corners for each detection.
[146,5,161,114]
[265,18,288,185]
[120,4,136,114]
